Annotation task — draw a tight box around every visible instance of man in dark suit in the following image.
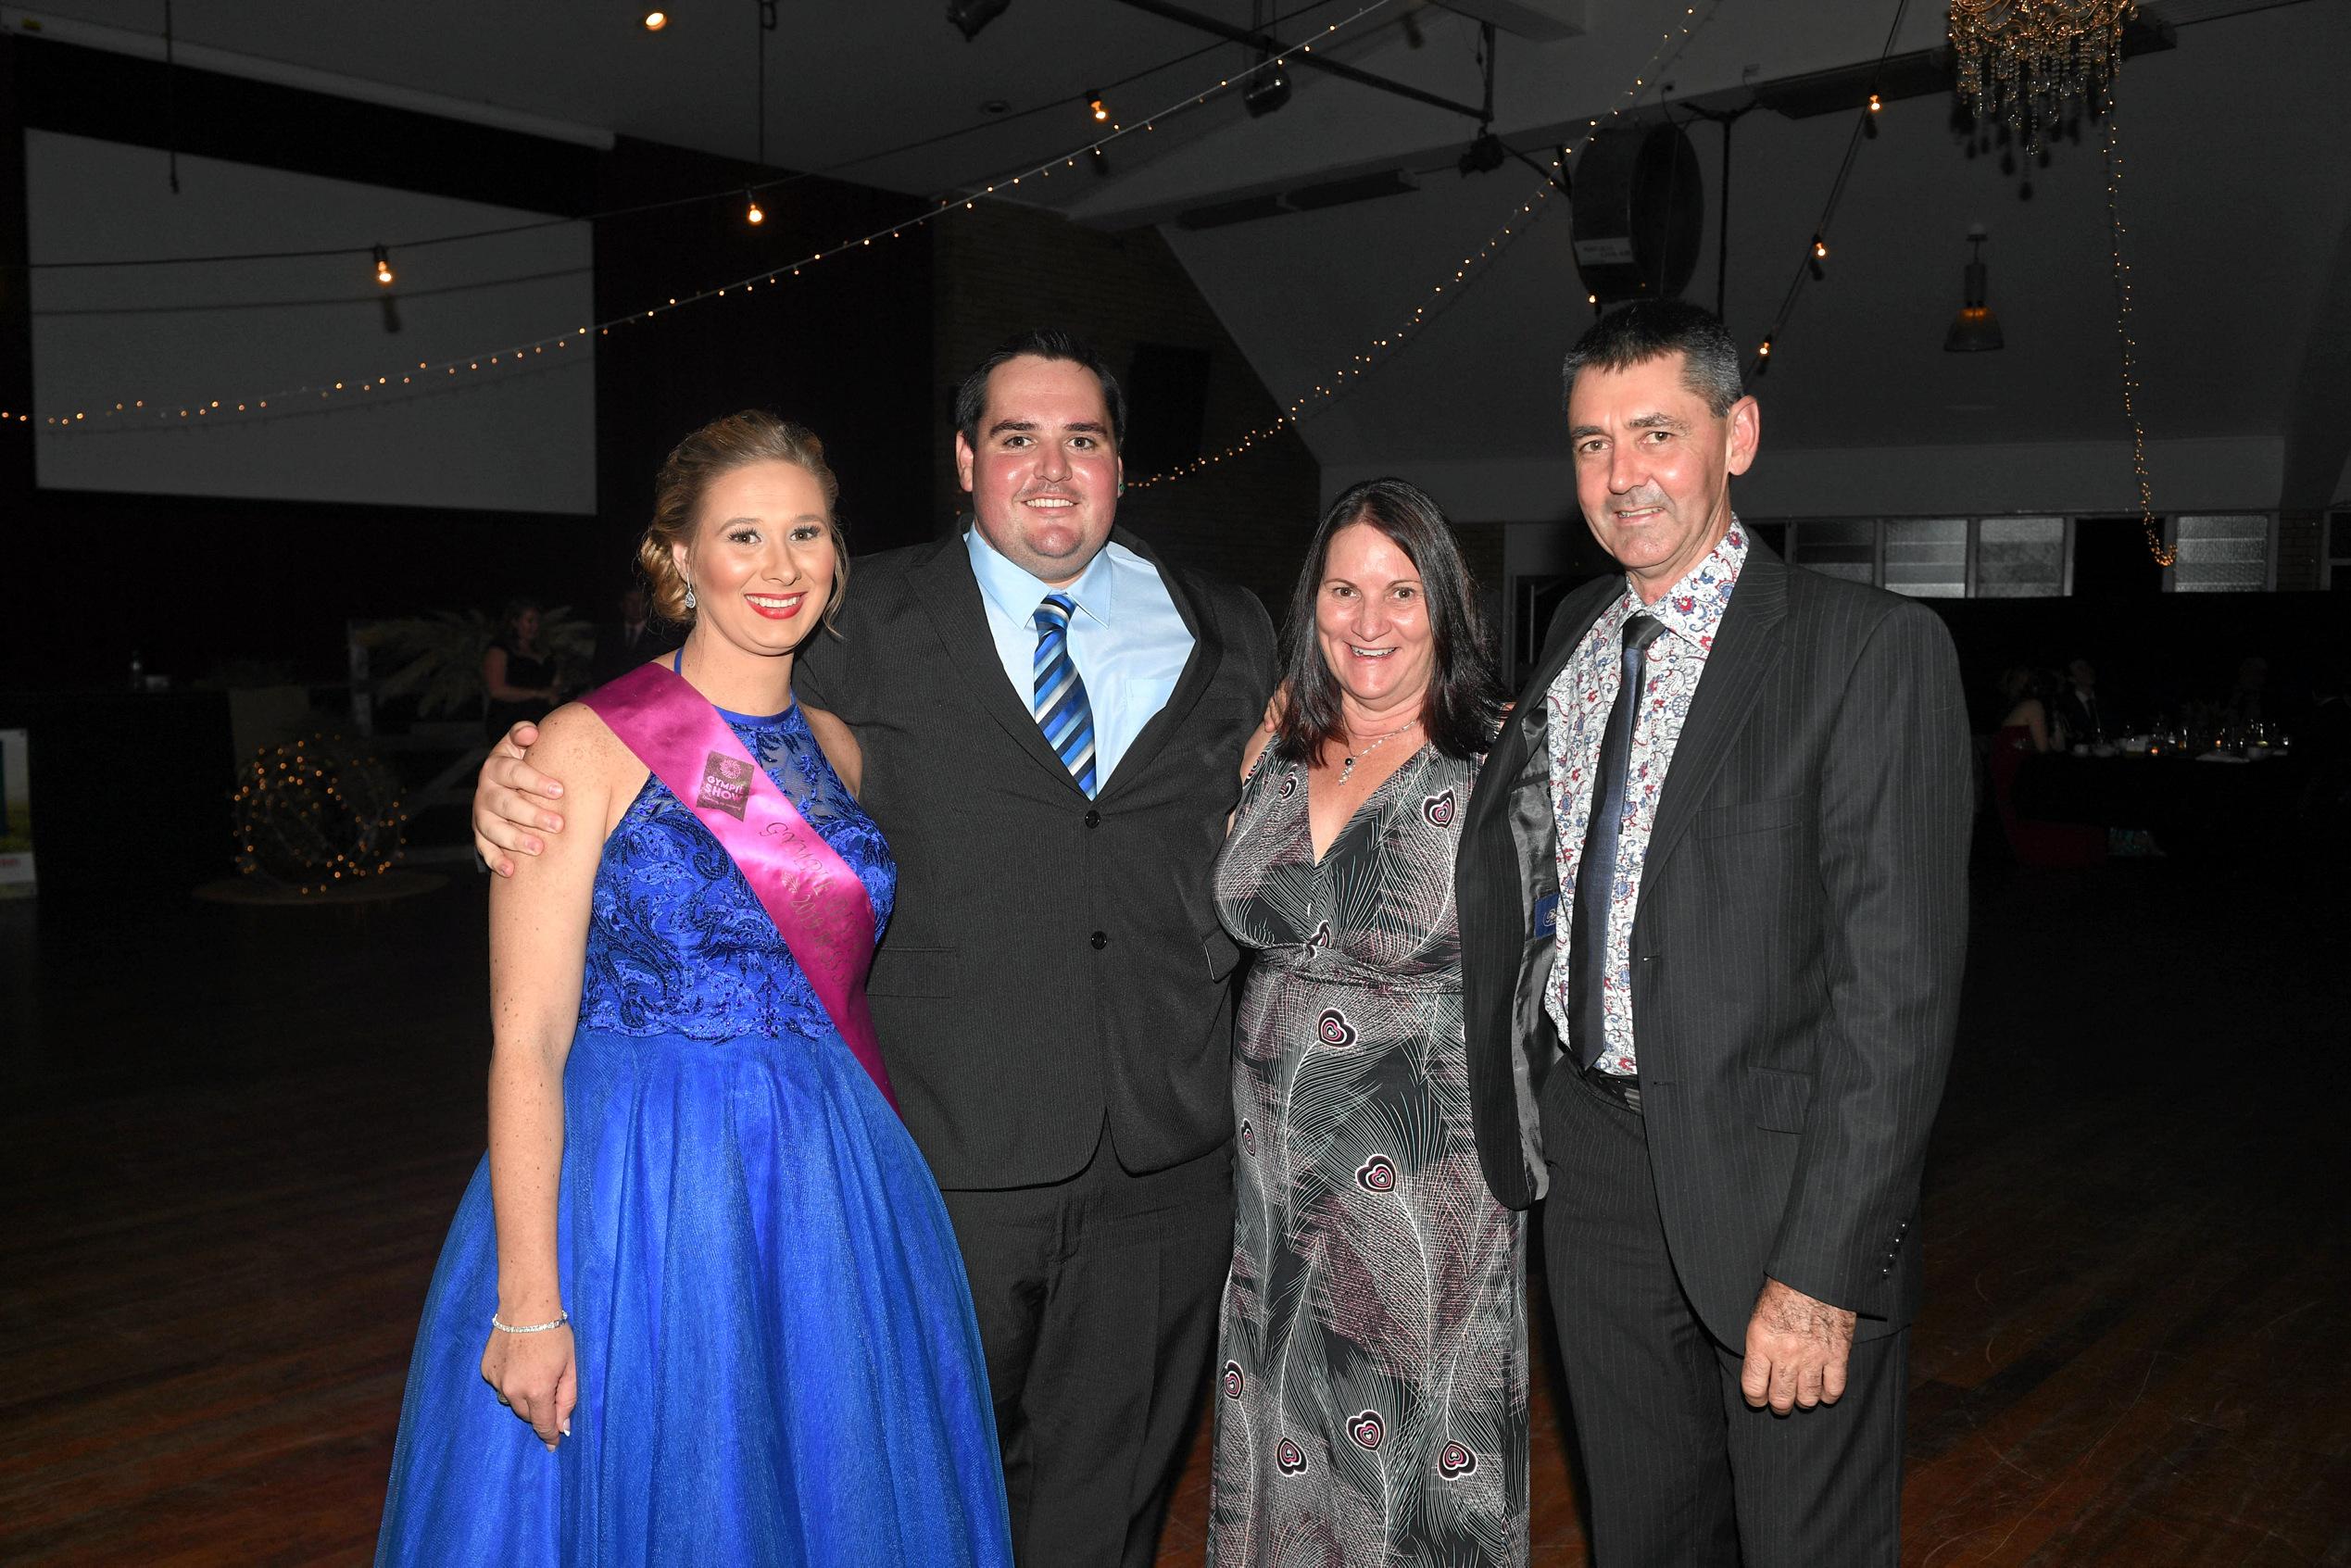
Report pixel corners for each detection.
[1455,300,1972,1564]
[473,331,1276,1566]
[585,584,673,686]
[2051,657,2107,746]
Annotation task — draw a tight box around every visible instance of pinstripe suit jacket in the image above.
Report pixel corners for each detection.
[1456,538,1973,1346]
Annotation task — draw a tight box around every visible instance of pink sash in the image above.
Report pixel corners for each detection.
[583,664,899,1114]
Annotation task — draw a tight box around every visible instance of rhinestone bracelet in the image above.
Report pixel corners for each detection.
[490,1311,571,1335]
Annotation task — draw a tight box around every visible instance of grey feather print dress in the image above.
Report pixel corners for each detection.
[1209,743,1528,1568]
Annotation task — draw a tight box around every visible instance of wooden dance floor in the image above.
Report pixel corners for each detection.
[3,846,2346,1565]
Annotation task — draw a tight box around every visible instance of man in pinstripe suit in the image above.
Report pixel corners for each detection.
[1457,300,1973,1564]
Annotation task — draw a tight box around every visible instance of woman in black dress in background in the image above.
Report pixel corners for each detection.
[483,599,560,742]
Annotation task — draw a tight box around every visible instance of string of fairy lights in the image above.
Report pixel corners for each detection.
[1131,0,1730,489]
[2099,81,2171,568]
[4,0,1409,436]
[1744,0,1916,379]
[7,0,1729,495]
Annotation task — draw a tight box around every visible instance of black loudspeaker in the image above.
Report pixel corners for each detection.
[1571,124,1704,305]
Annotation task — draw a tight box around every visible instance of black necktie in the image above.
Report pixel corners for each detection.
[1568,614,1666,1073]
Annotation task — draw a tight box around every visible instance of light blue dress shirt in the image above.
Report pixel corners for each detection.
[964,525,1194,787]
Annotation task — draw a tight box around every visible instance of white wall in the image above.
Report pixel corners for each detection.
[27,130,595,513]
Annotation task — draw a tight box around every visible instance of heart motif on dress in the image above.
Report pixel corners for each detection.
[1276,773,1299,801]
[1316,1009,1356,1047]
[1222,1361,1244,1399]
[1276,1438,1307,1474]
[1239,1118,1256,1156]
[1355,1156,1396,1193]
[1423,788,1456,828]
[1308,922,1332,948]
[1439,1442,1477,1478]
[1348,1411,1385,1450]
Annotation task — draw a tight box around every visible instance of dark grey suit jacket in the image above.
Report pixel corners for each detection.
[1456,538,1973,1346]
[795,527,1277,1191]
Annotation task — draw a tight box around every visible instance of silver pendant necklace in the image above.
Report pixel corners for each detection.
[1339,721,1418,783]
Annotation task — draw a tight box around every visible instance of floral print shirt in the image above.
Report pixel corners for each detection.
[1542,521,1747,1075]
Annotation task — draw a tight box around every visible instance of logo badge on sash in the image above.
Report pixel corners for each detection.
[697,751,754,819]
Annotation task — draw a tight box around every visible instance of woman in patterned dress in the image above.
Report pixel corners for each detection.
[1210,478,1526,1567]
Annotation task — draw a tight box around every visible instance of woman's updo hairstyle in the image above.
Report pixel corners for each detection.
[637,410,849,633]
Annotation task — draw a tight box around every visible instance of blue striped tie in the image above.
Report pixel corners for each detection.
[1031,594,1099,796]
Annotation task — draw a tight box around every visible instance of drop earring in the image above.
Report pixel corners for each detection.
[684,581,698,611]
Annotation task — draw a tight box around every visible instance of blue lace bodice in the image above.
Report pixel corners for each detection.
[578,703,895,1043]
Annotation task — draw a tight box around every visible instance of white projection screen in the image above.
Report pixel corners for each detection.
[27,129,595,513]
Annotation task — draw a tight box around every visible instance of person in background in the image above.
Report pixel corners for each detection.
[468,331,1279,1568]
[482,599,560,742]
[588,584,673,687]
[377,411,1011,1565]
[2224,654,2270,733]
[1212,479,1526,1566]
[2052,656,2107,747]
[1989,666,2106,867]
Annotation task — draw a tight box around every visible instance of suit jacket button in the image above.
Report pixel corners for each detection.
[1090,931,1109,949]
[1085,809,1101,828]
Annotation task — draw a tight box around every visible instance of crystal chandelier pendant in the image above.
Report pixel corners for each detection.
[1950,0,2133,158]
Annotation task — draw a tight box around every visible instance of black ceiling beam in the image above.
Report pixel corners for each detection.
[1751,16,2176,119]
[1104,0,1489,123]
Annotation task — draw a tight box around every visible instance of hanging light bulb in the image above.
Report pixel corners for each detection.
[1757,335,1773,358]
[642,9,668,31]
[1867,92,1882,113]
[746,189,765,225]
[1943,228,2005,352]
[1812,233,1829,259]
[372,245,395,286]
[1088,88,1109,122]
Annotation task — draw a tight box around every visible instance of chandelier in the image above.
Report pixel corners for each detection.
[1950,1,2133,156]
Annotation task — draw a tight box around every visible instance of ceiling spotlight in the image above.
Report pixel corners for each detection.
[1245,51,1291,118]
[642,9,668,31]
[1087,89,1110,122]
[372,244,395,286]
[1458,132,1507,177]
[947,0,1010,41]
[1943,228,2005,352]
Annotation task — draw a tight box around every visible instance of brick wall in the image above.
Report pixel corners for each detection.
[932,204,1321,616]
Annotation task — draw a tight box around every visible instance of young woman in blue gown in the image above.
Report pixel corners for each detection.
[375,413,1013,1567]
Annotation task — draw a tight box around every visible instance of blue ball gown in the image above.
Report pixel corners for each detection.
[375,701,1012,1567]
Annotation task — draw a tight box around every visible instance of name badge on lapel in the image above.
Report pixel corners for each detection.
[1531,890,1559,942]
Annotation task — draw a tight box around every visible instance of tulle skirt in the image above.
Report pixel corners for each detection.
[375,1025,1012,1567]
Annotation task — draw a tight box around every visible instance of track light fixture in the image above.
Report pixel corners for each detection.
[1244,49,1290,118]
[1457,132,1507,177]
[946,0,1010,42]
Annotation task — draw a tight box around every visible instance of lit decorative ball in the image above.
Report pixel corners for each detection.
[230,734,408,896]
